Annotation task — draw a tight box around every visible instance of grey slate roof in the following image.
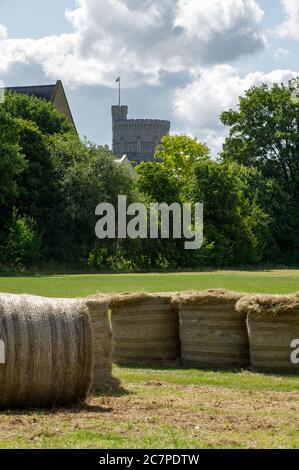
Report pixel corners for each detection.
[4,81,76,130]
[5,84,56,101]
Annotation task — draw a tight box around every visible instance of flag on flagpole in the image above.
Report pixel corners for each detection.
[116,77,120,83]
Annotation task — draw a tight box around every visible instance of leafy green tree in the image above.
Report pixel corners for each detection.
[136,162,181,204]
[0,209,41,267]
[0,108,25,205]
[135,135,214,268]
[190,160,271,265]
[0,107,26,245]
[46,133,137,262]
[239,168,299,263]
[221,79,299,262]
[221,80,299,194]
[1,94,74,263]
[3,91,74,135]
[154,134,210,194]
[14,119,55,224]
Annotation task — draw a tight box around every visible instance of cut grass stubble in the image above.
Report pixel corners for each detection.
[0,366,298,449]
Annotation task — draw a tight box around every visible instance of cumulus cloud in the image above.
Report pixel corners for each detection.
[0,0,265,87]
[278,0,299,40]
[174,0,265,63]
[174,66,299,155]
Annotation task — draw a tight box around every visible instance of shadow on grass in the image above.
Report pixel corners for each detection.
[115,362,243,373]
[1,402,113,416]
[115,362,299,379]
[1,264,299,277]
[115,361,180,371]
[92,376,132,398]
[0,378,132,415]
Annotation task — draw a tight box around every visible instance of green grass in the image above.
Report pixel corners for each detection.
[0,269,299,297]
[118,365,299,392]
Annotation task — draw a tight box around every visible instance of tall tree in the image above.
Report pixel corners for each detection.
[221,79,299,196]
[3,91,74,136]
[221,79,299,262]
[0,108,26,237]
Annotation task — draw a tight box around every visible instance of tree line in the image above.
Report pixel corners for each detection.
[0,80,298,271]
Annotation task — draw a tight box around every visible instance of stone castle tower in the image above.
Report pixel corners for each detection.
[112,105,170,164]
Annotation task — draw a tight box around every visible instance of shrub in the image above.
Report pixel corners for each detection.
[1,209,41,267]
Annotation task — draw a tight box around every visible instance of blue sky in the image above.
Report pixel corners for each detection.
[1,0,299,156]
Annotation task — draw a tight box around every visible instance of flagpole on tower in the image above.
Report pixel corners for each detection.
[116,77,121,107]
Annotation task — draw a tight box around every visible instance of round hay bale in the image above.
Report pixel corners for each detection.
[0,293,92,409]
[110,293,179,365]
[236,294,299,373]
[178,289,249,369]
[86,299,112,391]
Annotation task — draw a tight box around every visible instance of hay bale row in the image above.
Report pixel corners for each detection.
[109,293,180,365]
[109,290,299,373]
[0,294,112,409]
[108,289,298,373]
[236,294,299,374]
[178,290,250,369]
[1,288,298,410]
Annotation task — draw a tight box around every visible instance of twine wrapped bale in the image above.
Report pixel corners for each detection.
[86,298,112,391]
[110,293,180,365]
[236,294,299,373]
[178,289,249,369]
[0,293,92,409]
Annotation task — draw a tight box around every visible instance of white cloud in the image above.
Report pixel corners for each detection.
[0,24,7,40]
[174,66,299,155]
[0,0,265,87]
[175,0,263,41]
[278,0,299,40]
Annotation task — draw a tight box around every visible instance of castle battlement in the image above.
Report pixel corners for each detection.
[112,105,170,163]
[114,119,170,128]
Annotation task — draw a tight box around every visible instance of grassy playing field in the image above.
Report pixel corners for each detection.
[0,269,298,297]
[0,270,298,449]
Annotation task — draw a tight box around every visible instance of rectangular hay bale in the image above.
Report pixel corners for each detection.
[179,289,250,369]
[110,293,180,365]
[236,294,299,373]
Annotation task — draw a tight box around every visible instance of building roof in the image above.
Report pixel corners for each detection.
[5,84,56,101]
[4,80,76,129]
[115,154,135,175]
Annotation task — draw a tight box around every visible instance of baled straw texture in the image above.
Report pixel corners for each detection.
[178,289,250,369]
[0,293,92,409]
[236,294,299,373]
[110,293,180,365]
[86,299,112,391]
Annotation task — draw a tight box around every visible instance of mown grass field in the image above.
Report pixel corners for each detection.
[0,270,298,449]
[0,269,299,297]
[0,366,298,449]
